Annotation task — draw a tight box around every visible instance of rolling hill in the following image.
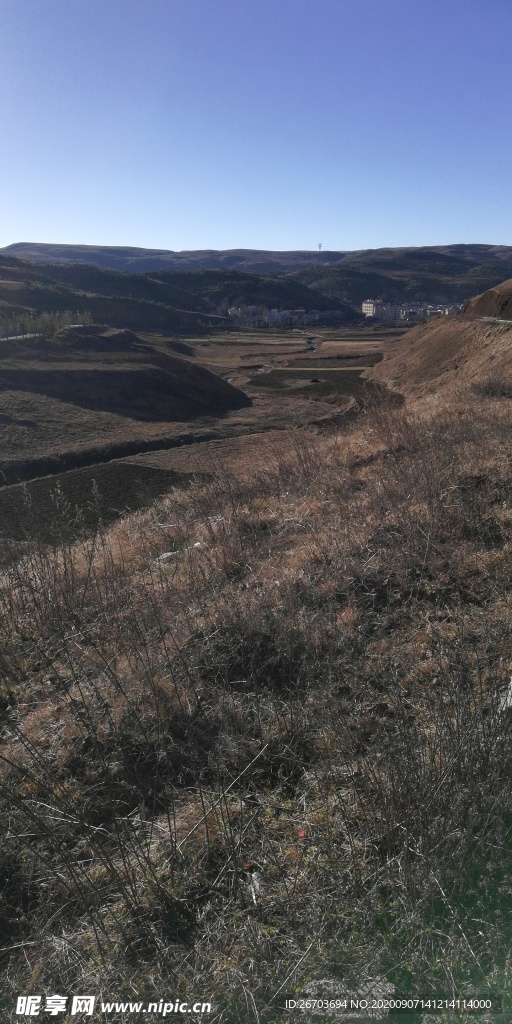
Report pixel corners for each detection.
[145,268,354,314]
[0,253,224,334]
[2,242,352,273]
[4,242,512,307]
[0,254,357,334]
[288,245,512,306]
[0,324,251,484]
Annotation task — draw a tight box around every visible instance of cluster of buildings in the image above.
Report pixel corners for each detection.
[226,300,465,328]
[361,300,463,321]
[227,306,348,327]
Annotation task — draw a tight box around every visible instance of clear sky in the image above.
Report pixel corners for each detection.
[1,0,511,252]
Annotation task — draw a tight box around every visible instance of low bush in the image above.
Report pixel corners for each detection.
[473,375,512,398]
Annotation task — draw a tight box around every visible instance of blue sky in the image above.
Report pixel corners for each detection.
[1,0,511,251]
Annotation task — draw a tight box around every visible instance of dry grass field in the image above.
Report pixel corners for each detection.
[1,314,511,1021]
[0,326,390,464]
[0,345,511,1021]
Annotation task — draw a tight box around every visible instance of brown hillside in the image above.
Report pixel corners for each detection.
[0,325,251,485]
[462,276,512,320]
[0,325,250,423]
[365,316,512,398]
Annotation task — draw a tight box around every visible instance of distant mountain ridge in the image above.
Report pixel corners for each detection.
[3,242,355,273]
[4,242,512,305]
[4,241,512,274]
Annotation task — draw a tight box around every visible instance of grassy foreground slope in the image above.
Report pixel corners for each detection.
[0,332,511,1019]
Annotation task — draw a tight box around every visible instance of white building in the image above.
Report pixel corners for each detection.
[362,300,399,320]
[362,299,377,317]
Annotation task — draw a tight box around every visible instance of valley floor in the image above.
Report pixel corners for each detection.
[0,325,400,551]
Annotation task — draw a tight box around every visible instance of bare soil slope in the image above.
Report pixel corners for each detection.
[0,325,250,483]
[0,461,193,545]
[365,316,512,397]
[0,325,249,421]
[463,276,512,319]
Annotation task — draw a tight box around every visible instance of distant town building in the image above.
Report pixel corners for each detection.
[362,300,399,320]
[377,304,400,321]
[363,299,463,322]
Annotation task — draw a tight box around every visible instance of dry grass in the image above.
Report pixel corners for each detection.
[0,389,511,1021]
[367,318,512,399]
[473,375,512,399]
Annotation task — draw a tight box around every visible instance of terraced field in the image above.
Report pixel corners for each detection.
[251,365,383,402]
[260,367,372,376]
[0,325,402,545]
[125,428,296,475]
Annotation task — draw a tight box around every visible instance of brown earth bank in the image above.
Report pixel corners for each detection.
[364,316,512,398]
[0,430,315,549]
[0,428,222,487]
[463,275,512,319]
